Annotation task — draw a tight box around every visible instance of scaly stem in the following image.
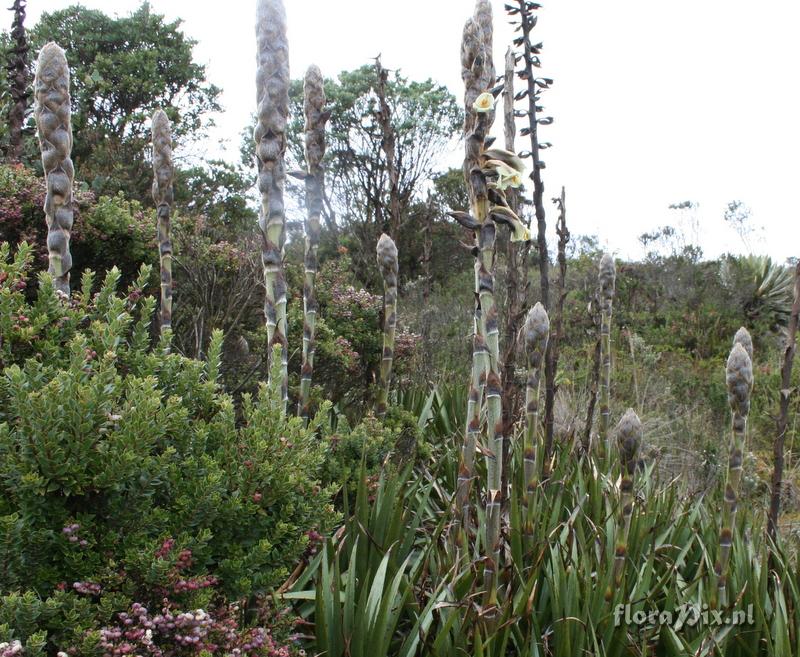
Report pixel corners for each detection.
[523,303,548,550]
[610,408,642,597]
[714,340,753,608]
[376,234,398,418]
[34,42,73,296]
[598,254,616,461]
[151,110,174,338]
[298,65,328,422]
[255,0,290,412]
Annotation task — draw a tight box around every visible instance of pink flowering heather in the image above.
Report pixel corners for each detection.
[0,640,24,657]
[93,601,299,657]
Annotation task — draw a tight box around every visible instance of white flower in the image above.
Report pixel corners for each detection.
[472,91,494,113]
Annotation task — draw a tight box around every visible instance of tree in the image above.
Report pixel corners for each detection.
[28,2,221,201]
[286,64,462,281]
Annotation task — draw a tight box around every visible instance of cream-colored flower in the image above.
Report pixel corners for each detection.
[483,147,527,173]
[509,220,530,242]
[472,91,494,113]
[492,206,530,242]
[490,161,523,190]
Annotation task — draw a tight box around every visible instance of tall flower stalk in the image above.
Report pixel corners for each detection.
[450,0,503,609]
[598,253,616,459]
[151,109,174,336]
[375,233,398,418]
[611,408,642,594]
[452,4,495,553]
[298,64,329,422]
[6,0,29,160]
[523,302,549,546]
[255,0,290,411]
[769,264,800,541]
[714,337,754,608]
[34,42,73,297]
[450,2,533,611]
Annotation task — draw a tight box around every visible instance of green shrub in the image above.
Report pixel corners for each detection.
[0,242,337,651]
[0,163,156,286]
[320,407,428,503]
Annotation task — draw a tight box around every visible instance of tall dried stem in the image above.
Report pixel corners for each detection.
[6,0,29,160]
[598,253,616,459]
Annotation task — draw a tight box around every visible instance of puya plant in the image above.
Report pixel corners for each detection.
[598,252,616,459]
[713,328,754,608]
[255,0,290,412]
[33,42,73,297]
[375,233,398,418]
[448,2,530,603]
[297,64,329,422]
[610,408,642,595]
[522,302,548,543]
[151,109,174,336]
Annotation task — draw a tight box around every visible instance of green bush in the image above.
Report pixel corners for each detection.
[0,242,336,652]
[0,163,156,286]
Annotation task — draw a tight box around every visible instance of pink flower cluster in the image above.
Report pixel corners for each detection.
[330,285,380,317]
[334,336,360,371]
[95,601,295,657]
[394,330,422,361]
[152,540,217,595]
[62,523,89,548]
[73,581,102,596]
[0,640,23,657]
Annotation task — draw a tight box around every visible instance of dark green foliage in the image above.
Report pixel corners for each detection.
[0,163,156,286]
[0,243,336,650]
[14,3,221,202]
[286,65,462,281]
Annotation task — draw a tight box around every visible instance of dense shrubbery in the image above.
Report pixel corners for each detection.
[0,163,156,286]
[0,243,337,654]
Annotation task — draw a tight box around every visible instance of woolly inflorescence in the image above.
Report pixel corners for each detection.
[34,42,74,295]
[616,408,643,475]
[376,233,399,287]
[733,326,754,363]
[303,65,327,173]
[255,0,289,208]
[599,253,616,304]
[151,110,174,208]
[524,302,550,368]
[726,342,754,418]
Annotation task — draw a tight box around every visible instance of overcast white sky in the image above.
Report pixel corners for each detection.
[26,0,800,262]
